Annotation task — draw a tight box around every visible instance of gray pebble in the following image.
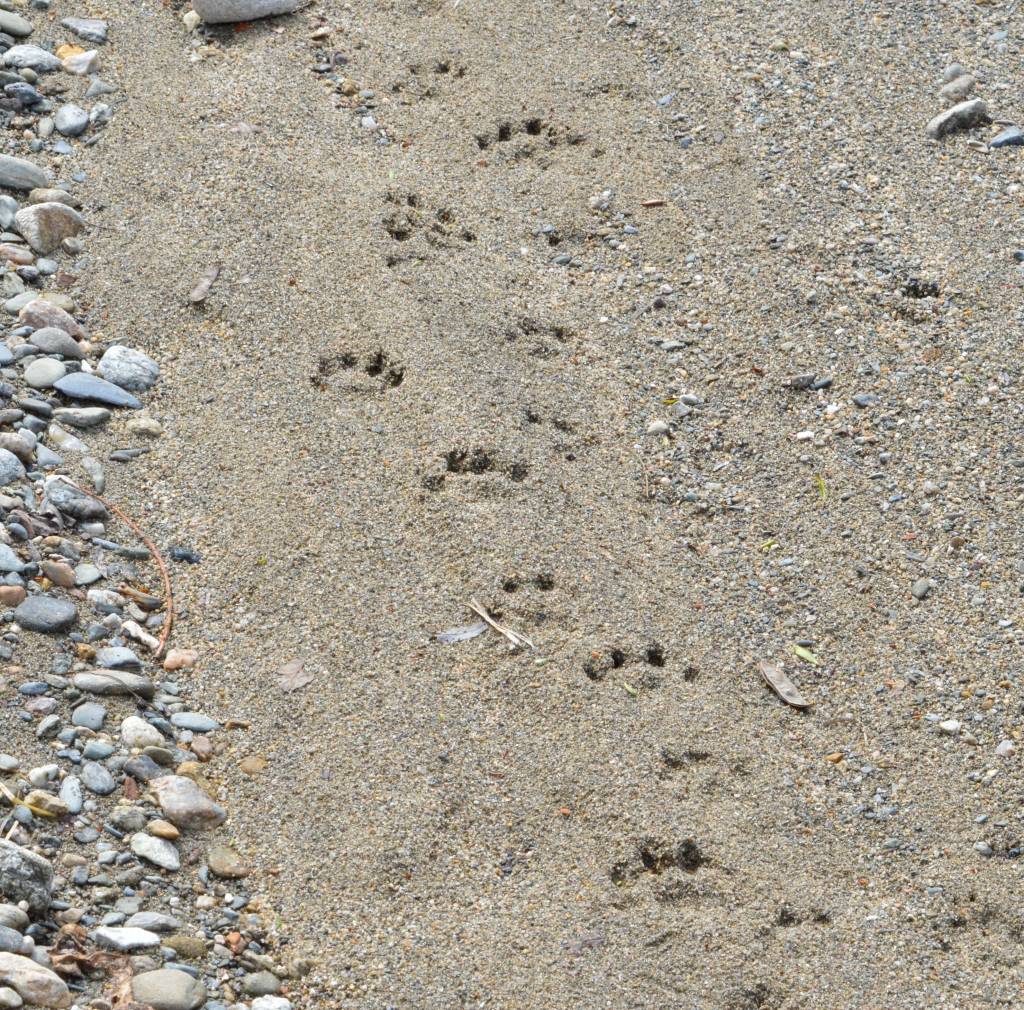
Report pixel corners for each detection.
[70,702,106,730]
[80,760,116,795]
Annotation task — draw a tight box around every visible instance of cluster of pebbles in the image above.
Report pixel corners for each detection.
[0,6,313,1010]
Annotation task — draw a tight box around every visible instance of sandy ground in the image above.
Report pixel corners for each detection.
[66,0,1024,1004]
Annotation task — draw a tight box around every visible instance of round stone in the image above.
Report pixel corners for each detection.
[22,357,65,390]
[54,104,88,137]
[97,345,160,391]
[13,596,77,632]
[79,760,115,795]
[70,703,105,730]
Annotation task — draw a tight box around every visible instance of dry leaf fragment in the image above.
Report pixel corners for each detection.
[436,621,489,643]
[759,660,810,709]
[278,659,313,692]
[190,263,221,303]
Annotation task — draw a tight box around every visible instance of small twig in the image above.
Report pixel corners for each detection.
[56,478,174,658]
[468,598,534,650]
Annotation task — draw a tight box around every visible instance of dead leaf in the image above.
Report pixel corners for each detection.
[759,661,810,709]
[50,950,126,978]
[278,659,313,692]
[190,263,221,303]
[436,621,489,644]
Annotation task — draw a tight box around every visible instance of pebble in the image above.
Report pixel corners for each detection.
[73,563,101,586]
[57,775,82,814]
[2,46,62,72]
[252,1000,292,1010]
[52,372,141,409]
[123,754,167,782]
[0,839,53,913]
[22,357,65,389]
[911,578,932,601]
[938,75,975,103]
[0,986,21,1009]
[85,79,115,97]
[990,126,1024,149]
[129,833,180,872]
[120,716,165,750]
[39,561,74,587]
[126,912,183,933]
[169,712,219,733]
[69,705,106,734]
[97,346,160,392]
[13,596,77,632]
[0,156,45,192]
[925,99,989,139]
[74,669,155,698]
[0,449,24,487]
[29,328,83,360]
[51,406,109,427]
[0,952,68,1008]
[0,929,22,956]
[0,909,26,933]
[162,935,205,960]
[53,105,88,139]
[132,968,207,1010]
[60,17,107,43]
[15,204,85,256]
[148,775,227,831]
[62,50,99,75]
[207,844,251,879]
[89,926,161,952]
[79,761,115,795]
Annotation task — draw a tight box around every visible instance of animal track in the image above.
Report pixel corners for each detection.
[310,348,404,391]
[441,448,530,483]
[382,191,475,262]
[475,118,585,155]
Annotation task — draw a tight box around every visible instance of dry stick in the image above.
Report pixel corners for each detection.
[56,478,174,658]
[0,780,56,819]
[468,598,535,650]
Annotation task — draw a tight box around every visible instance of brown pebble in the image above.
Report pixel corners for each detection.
[207,843,252,879]
[951,536,965,549]
[147,818,180,840]
[239,756,267,776]
[190,735,213,761]
[0,585,25,607]
[75,642,96,660]
[40,560,75,588]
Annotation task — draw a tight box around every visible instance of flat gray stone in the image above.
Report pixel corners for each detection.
[73,669,154,698]
[97,345,160,392]
[129,834,179,872]
[70,702,105,730]
[93,647,141,672]
[911,578,932,601]
[0,155,46,191]
[925,98,989,139]
[0,838,52,914]
[74,562,101,585]
[58,774,82,814]
[132,968,207,1010]
[29,327,83,360]
[125,912,182,933]
[52,407,108,427]
[60,17,107,43]
[0,449,24,488]
[0,544,25,573]
[0,196,17,230]
[0,926,22,955]
[2,46,62,73]
[35,444,63,468]
[14,596,77,632]
[149,776,226,832]
[53,372,141,409]
[169,712,219,733]
[0,906,28,932]
[79,760,115,795]
[242,971,282,997]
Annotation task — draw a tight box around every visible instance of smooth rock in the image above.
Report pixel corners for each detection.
[0,929,21,956]
[123,754,167,782]
[39,560,74,587]
[15,204,85,255]
[97,346,160,392]
[90,926,161,952]
[243,971,282,997]
[207,844,251,879]
[60,18,107,43]
[938,75,975,103]
[22,790,66,817]
[107,806,147,833]
[120,715,165,748]
[162,936,205,960]
[169,712,219,733]
[0,839,52,914]
[73,670,155,698]
[35,444,62,469]
[22,357,65,389]
[53,106,87,139]
[191,0,298,23]
[51,406,108,426]
[13,596,77,632]
[29,328,82,360]
[57,775,81,814]
[911,579,932,601]
[149,775,227,831]
[0,155,46,191]
[70,702,105,730]
[0,952,67,1008]
[146,818,179,839]
[0,985,21,1009]
[129,833,179,872]
[85,79,115,97]
[132,968,207,1010]
[53,372,140,408]
[943,62,966,82]
[0,909,27,933]
[925,98,989,139]
[93,646,141,671]
[0,432,32,463]
[0,197,17,230]
[125,912,182,933]
[0,449,24,487]
[73,562,100,586]
[2,46,62,73]
[0,12,31,37]
[25,188,77,209]
[62,50,99,75]
[80,760,115,795]
[251,999,292,1010]
[18,300,83,339]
